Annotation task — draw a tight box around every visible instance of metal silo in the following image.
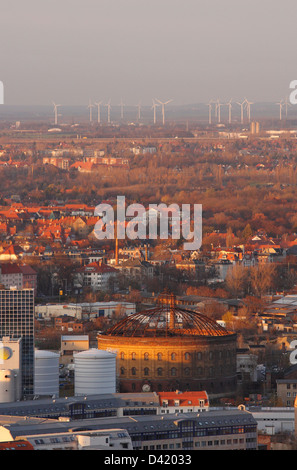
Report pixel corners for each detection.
[34,350,60,397]
[74,348,116,396]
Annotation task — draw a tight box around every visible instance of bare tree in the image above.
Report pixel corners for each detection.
[249,264,276,298]
[225,263,248,298]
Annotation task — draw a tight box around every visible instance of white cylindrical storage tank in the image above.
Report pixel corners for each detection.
[74,348,116,396]
[34,350,60,397]
[0,370,17,403]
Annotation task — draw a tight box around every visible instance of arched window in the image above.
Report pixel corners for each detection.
[170,367,177,377]
[120,352,125,360]
[132,352,136,360]
[120,367,125,375]
[144,353,149,361]
[171,353,176,361]
[132,367,137,376]
[144,367,149,376]
[157,367,163,376]
[184,367,191,376]
[184,352,191,361]
[157,353,162,361]
[197,352,202,360]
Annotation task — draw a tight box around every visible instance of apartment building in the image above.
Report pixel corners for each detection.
[0,264,37,296]
[75,261,118,291]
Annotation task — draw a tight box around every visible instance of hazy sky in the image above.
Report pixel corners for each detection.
[1,0,297,106]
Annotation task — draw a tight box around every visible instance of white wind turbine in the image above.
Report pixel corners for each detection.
[237,100,246,124]
[215,99,222,123]
[276,100,284,120]
[245,99,253,122]
[52,102,61,125]
[87,99,95,122]
[284,96,290,118]
[106,100,112,123]
[227,99,232,124]
[152,99,159,124]
[119,98,125,120]
[206,100,214,124]
[95,101,102,123]
[136,101,142,120]
[155,98,173,125]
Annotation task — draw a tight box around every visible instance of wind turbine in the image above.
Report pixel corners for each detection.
[227,99,232,124]
[136,101,142,121]
[106,100,112,124]
[245,99,253,122]
[276,100,284,120]
[87,99,95,122]
[155,98,173,125]
[215,99,222,123]
[152,99,159,124]
[206,101,213,124]
[52,102,61,125]
[237,100,246,124]
[284,96,290,118]
[95,101,102,124]
[119,98,125,120]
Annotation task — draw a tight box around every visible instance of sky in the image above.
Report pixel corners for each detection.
[1,0,297,106]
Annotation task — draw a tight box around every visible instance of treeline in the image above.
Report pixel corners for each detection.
[2,141,297,238]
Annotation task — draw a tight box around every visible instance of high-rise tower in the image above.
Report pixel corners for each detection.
[0,288,34,398]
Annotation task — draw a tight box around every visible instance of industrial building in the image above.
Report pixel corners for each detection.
[34,350,60,398]
[74,349,116,396]
[0,407,257,451]
[97,293,237,398]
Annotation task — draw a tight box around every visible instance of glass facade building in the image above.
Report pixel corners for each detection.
[0,288,34,398]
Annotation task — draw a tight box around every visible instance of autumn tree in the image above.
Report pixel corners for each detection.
[225,264,248,298]
[248,264,276,298]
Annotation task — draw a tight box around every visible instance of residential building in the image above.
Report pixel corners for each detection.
[157,391,209,414]
[42,157,70,170]
[54,316,84,333]
[0,264,37,295]
[115,259,154,280]
[277,379,297,407]
[75,261,118,292]
[0,440,34,450]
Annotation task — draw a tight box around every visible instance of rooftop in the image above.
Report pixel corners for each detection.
[103,293,234,338]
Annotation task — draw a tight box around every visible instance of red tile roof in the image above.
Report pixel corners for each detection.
[0,440,34,450]
[157,391,209,407]
[77,261,118,274]
[0,263,21,274]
